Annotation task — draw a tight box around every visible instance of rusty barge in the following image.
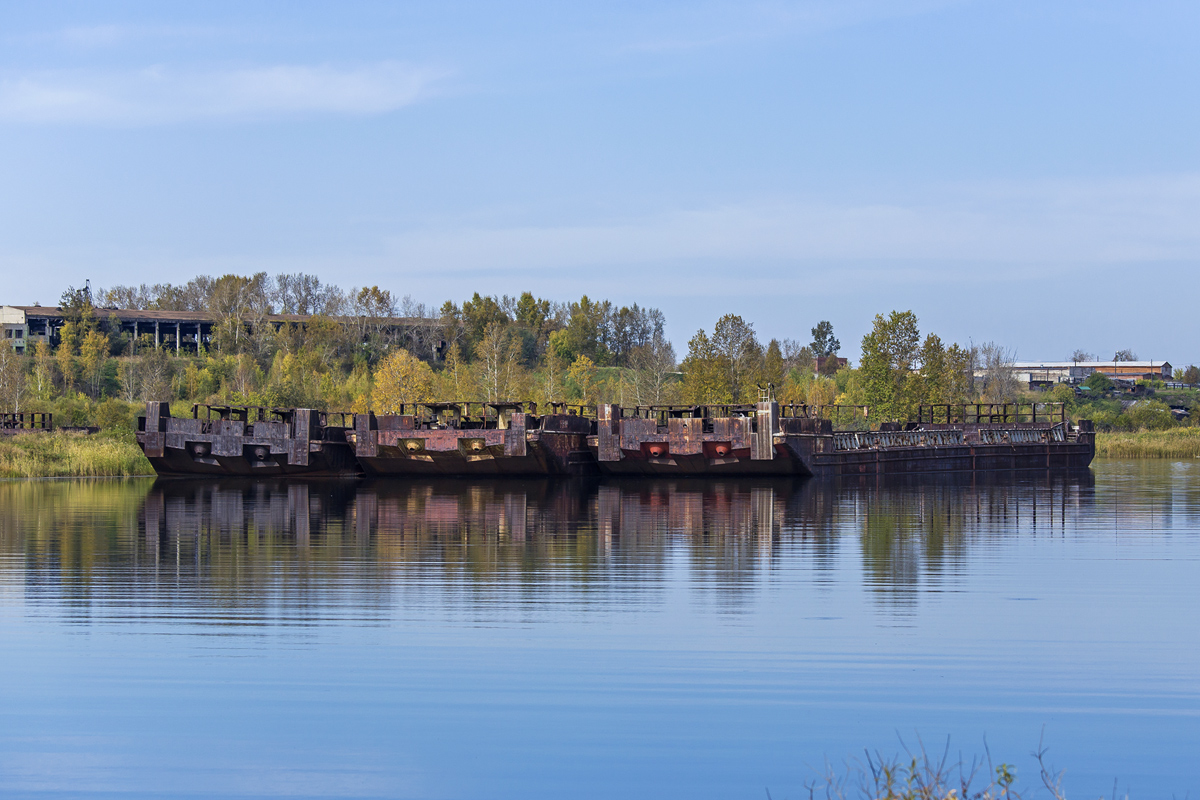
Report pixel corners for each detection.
[349,402,594,476]
[137,399,1094,479]
[138,402,359,477]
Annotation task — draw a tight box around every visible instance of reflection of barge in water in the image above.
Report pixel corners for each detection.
[137,398,1094,478]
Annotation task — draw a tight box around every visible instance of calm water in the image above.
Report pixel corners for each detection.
[1,463,1199,799]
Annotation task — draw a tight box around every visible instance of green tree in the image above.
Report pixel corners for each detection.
[1126,399,1174,430]
[60,284,98,333]
[30,340,56,398]
[1049,383,1075,408]
[514,291,554,360]
[680,329,730,403]
[859,310,921,422]
[1083,372,1113,392]
[809,320,840,358]
[56,323,79,392]
[711,313,762,403]
[944,343,977,404]
[79,329,110,398]
[761,339,785,390]
[915,333,948,405]
[567,354,598,404]
[461,293,510,356]
[560,295,611,365]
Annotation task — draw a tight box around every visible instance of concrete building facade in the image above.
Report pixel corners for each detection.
[1002,361,1173,388]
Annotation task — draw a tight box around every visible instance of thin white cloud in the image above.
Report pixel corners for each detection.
[0,61,446,124]
[381,174,1200,273]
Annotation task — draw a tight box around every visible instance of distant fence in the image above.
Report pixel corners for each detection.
[0,412,53,433]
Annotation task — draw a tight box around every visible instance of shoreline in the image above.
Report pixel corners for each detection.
[1094,428,1200,459]
[0,430,153,479]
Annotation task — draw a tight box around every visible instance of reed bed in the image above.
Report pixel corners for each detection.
[0,431,153,479]
[1095,428,1200,459]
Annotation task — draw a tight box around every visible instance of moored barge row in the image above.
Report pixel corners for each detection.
[137,398,1095,479]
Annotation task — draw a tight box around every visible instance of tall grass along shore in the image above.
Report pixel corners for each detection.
[0,431,152,479]
[1095,428,1200,459]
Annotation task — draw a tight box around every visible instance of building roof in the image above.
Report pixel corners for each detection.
[1012,361,1170,369]
[3,305,425,326]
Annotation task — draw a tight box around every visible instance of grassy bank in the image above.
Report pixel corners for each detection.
[1095,428,1200,459]
[0,430,152,479]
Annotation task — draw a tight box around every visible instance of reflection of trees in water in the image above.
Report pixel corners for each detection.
[12,467,1185,621]
[829,473,1099,608]
[0,479,154,615]
[1083,459,1200,533]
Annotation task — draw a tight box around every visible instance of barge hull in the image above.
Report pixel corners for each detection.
[138,402,359,478]
[590,402,1094,478]
[350,411,595,477]
[811,442,1095,476]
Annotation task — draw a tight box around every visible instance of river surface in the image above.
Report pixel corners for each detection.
[1,461,1198,799]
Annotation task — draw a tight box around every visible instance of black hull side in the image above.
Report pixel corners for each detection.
[145,443,360,478]
[591,439,1095,478]
[809,441,1095,476]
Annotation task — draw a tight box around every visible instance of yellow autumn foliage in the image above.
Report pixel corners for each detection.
[372,349,436,413]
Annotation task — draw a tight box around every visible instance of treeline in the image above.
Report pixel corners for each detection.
[1,273,1195,433]
[1,274,688,419]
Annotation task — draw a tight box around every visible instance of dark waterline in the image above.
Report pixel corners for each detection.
[1,463,1198,799]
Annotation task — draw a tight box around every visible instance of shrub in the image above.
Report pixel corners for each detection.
[93,398,139,431]
[1083,372,1113,392]
[1125,399,1175,431]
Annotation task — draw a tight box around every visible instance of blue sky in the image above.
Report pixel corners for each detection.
[1,1,1197,364]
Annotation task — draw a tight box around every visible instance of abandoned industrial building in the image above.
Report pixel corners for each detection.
[0,304,432,354]
[1000,361,1173,389]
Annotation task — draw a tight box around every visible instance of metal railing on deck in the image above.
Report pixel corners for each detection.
[192,404,297,423]
[366,400,549,429]
[618,404,755,420]
[916,403,1066,425]
[545,402,596,418]
[188,404,354,432]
